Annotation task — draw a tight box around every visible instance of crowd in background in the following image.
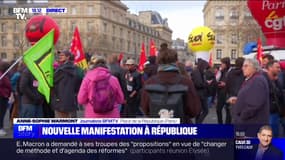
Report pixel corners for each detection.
[0,43,285,138]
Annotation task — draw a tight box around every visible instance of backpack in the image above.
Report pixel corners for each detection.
[90,76,115,113]
[144,76,188,119]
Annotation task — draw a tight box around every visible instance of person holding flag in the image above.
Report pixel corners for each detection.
[19,29,56,118]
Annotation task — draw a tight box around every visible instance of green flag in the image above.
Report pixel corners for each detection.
[23,29,55,103]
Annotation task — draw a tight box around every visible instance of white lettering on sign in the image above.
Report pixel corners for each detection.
[262,0,285,10]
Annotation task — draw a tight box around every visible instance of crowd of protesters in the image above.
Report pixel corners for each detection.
[0,43,285,138]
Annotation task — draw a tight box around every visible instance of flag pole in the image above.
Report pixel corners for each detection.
[0,56,23,81]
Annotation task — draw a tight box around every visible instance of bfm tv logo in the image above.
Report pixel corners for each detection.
[18,125,33,132]
[13,7,67,20]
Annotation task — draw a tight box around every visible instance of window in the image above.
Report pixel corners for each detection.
[127,41,130,52]
[216,33,223,44]
[231,49,237,59]
[128,31,131,39]
[244,8,252,19]
[13,35,19,47]
[128,20,132,27]
[14,22,19,32]
[1,52,7,59]
[1,23,7,32]
[103,22,107,32]
[87,22,93,32]
[71,6,76,15]
[71,22,76,31]
[112,25,116,35]
[8,8,13,16]
[230,7,239,20]
[120,28,123,38]
[87,37,93,46]
[88,6,93,15]
[216,49,222,60]
[120,39,123,50]
[215,7,224,20]
[103,7,108,16]
[112,37,116,49]
[112,11,115,19]
[1,35,7,47]
[231,33,238,44]
[13,52,19,59]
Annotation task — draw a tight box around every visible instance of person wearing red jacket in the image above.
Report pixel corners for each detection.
[0,61,12,136]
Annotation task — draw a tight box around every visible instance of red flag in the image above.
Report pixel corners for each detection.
[150,39,157,56]
[256,38,264,65]
[118,53,124,66]
[138,43,147,72]
[70,27,88,70]
[209,51,213,67]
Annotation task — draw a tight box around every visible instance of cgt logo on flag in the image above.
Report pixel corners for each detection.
[70,27,88,70]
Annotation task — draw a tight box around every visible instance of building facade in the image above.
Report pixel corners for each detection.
[171,38,194,62]
[203,1,263,64]
[0,0,172,62]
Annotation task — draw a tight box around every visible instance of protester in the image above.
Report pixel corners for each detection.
[0,61,12,136]
[19,66,44,118]
[107,54,126,115]
[229,59,270,137]
[77,55,124,118]
[185,60,194,78]
[216,57,232,124]
[262,54,274,69]
[177,61,190,79]
[225,57,245,122]
[122,59,142,117]
[51,50,81,118]
[191,58,210,123]
[262,60,284,137]
[141,48,201,123]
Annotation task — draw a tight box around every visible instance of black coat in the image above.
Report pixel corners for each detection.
[251,144,283,160]
[19,68,44,105]
[51,62,81,112]
[191,68,208,99]
[226,67,245,97]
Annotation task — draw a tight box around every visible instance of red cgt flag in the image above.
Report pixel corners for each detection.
[70,27,88,70]
[256,38,264,65]
[150,39,157,56]
[138,42,147,72]
[118,53,124,67]
[209,51,213,67]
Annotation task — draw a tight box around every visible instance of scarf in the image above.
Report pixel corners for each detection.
[157,63,179,72]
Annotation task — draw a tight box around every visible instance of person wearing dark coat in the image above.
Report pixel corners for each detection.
[107,54,126,115]
[122,59,142,118]
[19,67,44,118]
[262,60,284,137]
[191,58,210,123]
[216,57,232,124]
[51,50,81,118]
[141,48,201,123]
[229,59,270,137]
[226,57,245,98]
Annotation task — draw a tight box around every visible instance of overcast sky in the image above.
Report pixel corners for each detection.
[121,1,207,41]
